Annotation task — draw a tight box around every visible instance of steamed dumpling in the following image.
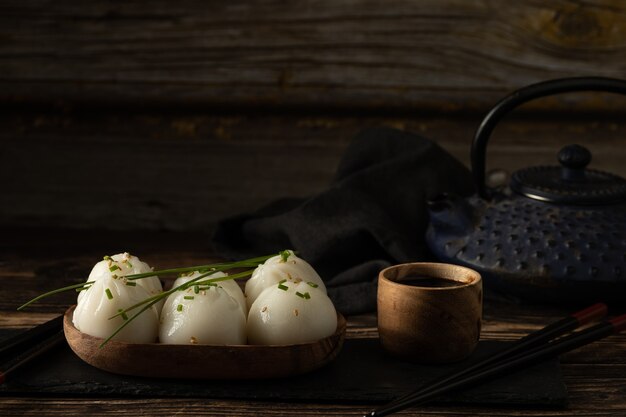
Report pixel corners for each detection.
[247,280,337,345]
[73,274,159,343]
[173,271,246,315]
[159,284,246,345]
[245,250,326,310]
[81,253,163,312]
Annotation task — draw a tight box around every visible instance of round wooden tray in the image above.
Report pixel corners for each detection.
[63,306,346,379]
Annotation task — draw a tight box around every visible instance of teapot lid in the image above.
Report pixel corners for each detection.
[510,144,626,205]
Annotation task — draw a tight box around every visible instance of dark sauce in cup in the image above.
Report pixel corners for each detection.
[400,276,462,288]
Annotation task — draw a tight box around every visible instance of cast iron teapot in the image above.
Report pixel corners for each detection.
[426,77,626,303]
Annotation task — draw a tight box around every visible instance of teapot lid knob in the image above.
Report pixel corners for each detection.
[558,144,591,170]
[510,144,626,205]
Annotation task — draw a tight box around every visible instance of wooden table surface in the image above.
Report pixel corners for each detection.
[1,228,625,416]
[2,2,626,414]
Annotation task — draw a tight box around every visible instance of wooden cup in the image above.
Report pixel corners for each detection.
[377,262,482,364]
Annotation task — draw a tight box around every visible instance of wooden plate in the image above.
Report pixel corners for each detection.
[63,306,346,379]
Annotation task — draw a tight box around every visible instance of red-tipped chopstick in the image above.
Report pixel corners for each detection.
[366,303,611,417]
[370,303,606,414]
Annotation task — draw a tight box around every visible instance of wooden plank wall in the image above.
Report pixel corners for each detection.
[1,0,625,232]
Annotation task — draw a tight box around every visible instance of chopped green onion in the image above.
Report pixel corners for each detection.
[125,261,133,268]
[193,285,199,294]
[279,250,291,262]
[105,288,113,300]
[109,265,120,272]
[278,279,287,284]
[278,283,288,291]
[197,283,218,290]
[184,296,194,300]
[103,255,112,261]
[295,291,305,298]
[307,282,319,288]
[118,309,128,321]
[125,281,137,286]
[177,304,183,312]
[304,292,311,299]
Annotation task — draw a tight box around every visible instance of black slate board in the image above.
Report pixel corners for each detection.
[0,330,567,407]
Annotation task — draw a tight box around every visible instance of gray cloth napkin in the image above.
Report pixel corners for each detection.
[212,127,474,313]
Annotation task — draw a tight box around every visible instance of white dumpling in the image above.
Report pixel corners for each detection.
[81,253,163,312]
[172,271,246,315]
[159,285,246,345]
[73,274,159,343]
[245,250,326,310]
[247,280,337,345]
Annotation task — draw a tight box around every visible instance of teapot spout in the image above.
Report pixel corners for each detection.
[427,193,475,235]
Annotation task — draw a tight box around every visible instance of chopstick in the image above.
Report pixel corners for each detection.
[372,302,607,414]
[0,330,65,385]
[366,303,613,417]
[0,315,65,385]
[368,313,626,416]
[0,315,63,360]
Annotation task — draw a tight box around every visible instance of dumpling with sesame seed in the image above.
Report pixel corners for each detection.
[247,280,337,345]
[245,250,326,311]
[172,271,246,315]
[72,273,160,343]
[81,253,164,312]
[159,283,246,345]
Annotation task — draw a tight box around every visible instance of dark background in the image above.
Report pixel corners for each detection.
[2,4,626,416]
[1,0,625,233]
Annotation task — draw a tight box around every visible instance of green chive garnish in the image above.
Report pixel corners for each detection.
[177,304,183,312]
[197,283,218,290]
[19,250,294,348]
[304,292,311,299]
[295,291,305,298]
[307,282,319,288]
[184,296,194,300]
[278,283,288,291]
[109,265,120,272]
[279,279,287,284]
[18,281,94,310]
[118,309,128,321]
[124,255,273,281]
[279,250,291,262]
[75,284,92,293]
[125,281,136,286]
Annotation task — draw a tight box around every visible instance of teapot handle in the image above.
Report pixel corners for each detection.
[472,77,626,199]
